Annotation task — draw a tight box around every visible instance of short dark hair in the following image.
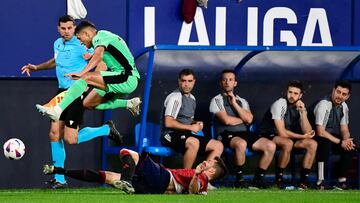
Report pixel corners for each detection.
[213,156,228,180]
[287,80,303,93]
[75,20,96,34]
[334,80,352,94]
[58,15,75,26]
[178,68,196,80]
[221,69,237,81]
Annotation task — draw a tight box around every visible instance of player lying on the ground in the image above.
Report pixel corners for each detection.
[43,148,228,194]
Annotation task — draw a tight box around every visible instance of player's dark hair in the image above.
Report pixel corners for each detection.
[334,80,352,94]
[220,69,237,81]
[213,156,228,180]
[75,20,96,34]
[178,68,196,80]
[58,15,75,26]
[287,80,303,93]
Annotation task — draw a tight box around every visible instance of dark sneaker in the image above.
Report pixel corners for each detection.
[106,120,123,145]
[333,182,348,190]
[45,179,67,189]
[249,178,271,189]
[298,182,310,190]
[234,179,250,188]
[316,180,331,190]
[276,178,284,189]
[113,180,135,194]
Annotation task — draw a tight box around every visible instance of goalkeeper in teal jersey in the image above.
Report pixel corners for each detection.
[36,20,141,121]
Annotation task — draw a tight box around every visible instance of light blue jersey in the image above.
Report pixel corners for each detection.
[53,36,92,89]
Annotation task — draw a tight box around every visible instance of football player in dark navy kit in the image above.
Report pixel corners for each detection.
[43,148,228,194]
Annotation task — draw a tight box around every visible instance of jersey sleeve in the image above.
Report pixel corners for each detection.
[270,99,286,120]
[53,39,61,59]
[341,103,349,125]
[314,100,330,126]
[164,94,182,119]
[238,96,250,111]
[92,31,111,49]
[209,96,224,114]
[198,173,208,195]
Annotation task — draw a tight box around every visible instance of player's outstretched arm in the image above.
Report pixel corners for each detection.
[21,58,55,76]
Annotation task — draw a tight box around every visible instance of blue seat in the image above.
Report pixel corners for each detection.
[135,122,176,157]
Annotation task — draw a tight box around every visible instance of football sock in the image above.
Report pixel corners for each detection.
[254,167,266,179]
[300,167,311,183]
[77,125,110,144]
[235,165,244,181]
[275,167,285,182]
[95,99,127,110]
[60,169,106,183]
[120,151,136,183]
[51,140,66,184]
[317,162,324,184]
[58,79,88,110]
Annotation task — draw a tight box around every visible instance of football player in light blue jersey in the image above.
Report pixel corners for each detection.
[21,15,122,189]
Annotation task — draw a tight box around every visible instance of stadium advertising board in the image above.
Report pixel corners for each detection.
[129,0,355,52]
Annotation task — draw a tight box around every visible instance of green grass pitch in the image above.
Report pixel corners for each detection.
[1,188,360,203]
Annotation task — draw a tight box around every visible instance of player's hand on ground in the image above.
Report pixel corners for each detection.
[21,63,37,76]
[64,72,82,80]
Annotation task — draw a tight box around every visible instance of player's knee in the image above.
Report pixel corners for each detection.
[63,135,78,145]
[234,139,247,152]
[266,141,276,154]
[209,140,224,154]
[186,137,200,151]
[282,139,294,152]
[120,149,139,164]
[307,139,318,153]
[48,130,61,141]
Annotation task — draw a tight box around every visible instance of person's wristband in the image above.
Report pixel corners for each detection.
[338,139,342,145]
